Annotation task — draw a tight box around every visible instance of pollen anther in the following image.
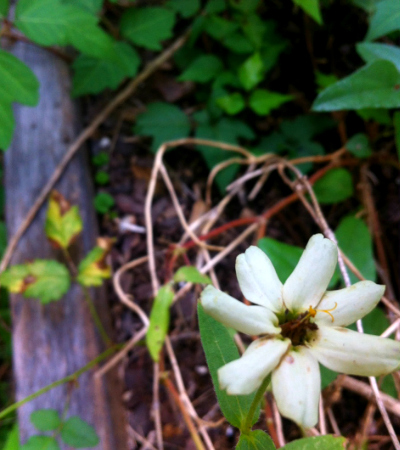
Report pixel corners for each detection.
[308,302,337,322]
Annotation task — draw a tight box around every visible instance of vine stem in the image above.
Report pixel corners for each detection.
[242,374,271,435]
[82,286,112,347]
[0,345,120,420]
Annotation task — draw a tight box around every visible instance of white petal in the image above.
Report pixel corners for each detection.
[218,338,290,395]
[236,246,283,312]
[283,234,337,313]
[272,347,320,428]
[200,285,280,335]
[315,282,385,327]
[310,326,400,377]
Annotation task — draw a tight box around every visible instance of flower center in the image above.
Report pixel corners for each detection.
[279,310,318,346]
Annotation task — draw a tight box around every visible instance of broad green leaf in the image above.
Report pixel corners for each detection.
[345,133,372,158]
[21,435,60,450]
[349,307,389,335]
[146,284,174,361]
[216,92,246,115]
[236,430,276,450]
[0,0,9,18]
[60,416,99,448]
[205,0,226,13]
[45,191,83,249]
[0,50,39,149]
[312,60,400,111]
[313,168,354,204]
[198,303,260,429]
[357,107,391,124]
[315,71,338,91]
[3,424,19,450]
[230,0,260,13]
[365,0,400,41]
[135,102,190,152]
[320,364,338,389]
[167,0,200,17]
[63,0,103,14]
[0,260,70,303]
[179,55,223,83]
[257,238,303,283]
[394,110,400,159]
[292,0,322,24]
[222,32,254,54]
[77,245,111,287]
[352,0,380,14]
[249,89,292,115]
[204,15,238,40]
[174,267,211,284]
[120,7,176,50]
[72,42,140,96]
[238,52,264,90]
[31,409,61,431]
[335,215,376,283]
[15,0,115,59]
[94,192,114,214]
[95,171,110,185]
[241,13,267,48]
[357,42,400,71]
[281,435,347,449]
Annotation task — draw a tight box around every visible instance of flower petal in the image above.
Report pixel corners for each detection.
[315,281,385,327]
[272,347,320,428]
[218,338,290,395]
[200,285,280,335]
[283,234,338,312]
[236,246,283,312]
[310,326,400,377]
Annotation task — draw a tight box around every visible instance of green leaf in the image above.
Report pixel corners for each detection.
[241,14,267,48]
[198,303,260,429]
[357,42,400,71]
[257,238,303,283]
[179,55,223,83]
[63,0,103,14]
[204,15,238,40]
[249,89,292,115]
[0,0,9,18]
[167,0,200,17]
[315,71,338,91]
[236,430,276,450]
[135,102,190,152]
[72,42,140,96]
[205,0,226,13]
[320,364,338,389]
[60,416,99,448]
[335,215,376,283]
[3,424,19,450]
[222,32,254,54]
[21,435,60,450]
[120,7,176,50]
[349,307,389,335]
[216,92,246,115]
[174,267,212,284]
[292,0,322,25]
[345,133,372,158]
[146,284,174,362]
[281,435,347,449]
[0,50,40,150]
[15,0,115,59]
[365,0,400,41]
[230,0,260,13]
[77,246,111,287]
[238,52,264,90]
[394,110,400,159]
[94,192,114,214]
[95,171,110,185]
[313,168,353,204]
[92,151,109,166]
[31,409,61,431]
[45,191,83,249]
[313,60,400,111]
[357,107,391,124]
[0,260,70,303]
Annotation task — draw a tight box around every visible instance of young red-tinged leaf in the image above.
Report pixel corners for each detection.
[77,238,113,287]
[174,266,211,284]
[45,191,83,249]
[0,260,70,303]
[146,284,174,362]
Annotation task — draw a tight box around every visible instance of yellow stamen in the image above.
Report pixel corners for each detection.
[308,302,337,323]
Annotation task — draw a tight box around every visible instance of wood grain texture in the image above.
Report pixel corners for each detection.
[4,40,128,449]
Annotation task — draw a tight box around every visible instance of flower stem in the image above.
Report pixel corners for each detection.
[242,374,271,435]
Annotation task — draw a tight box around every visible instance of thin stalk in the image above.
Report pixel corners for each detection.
[242,375,271,435]
[0,345,120,420]
[82,286,112,347]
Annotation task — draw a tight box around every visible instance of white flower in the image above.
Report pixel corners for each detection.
[200,234,400,428]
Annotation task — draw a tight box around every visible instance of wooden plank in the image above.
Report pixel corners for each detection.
[4,40,127,448]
